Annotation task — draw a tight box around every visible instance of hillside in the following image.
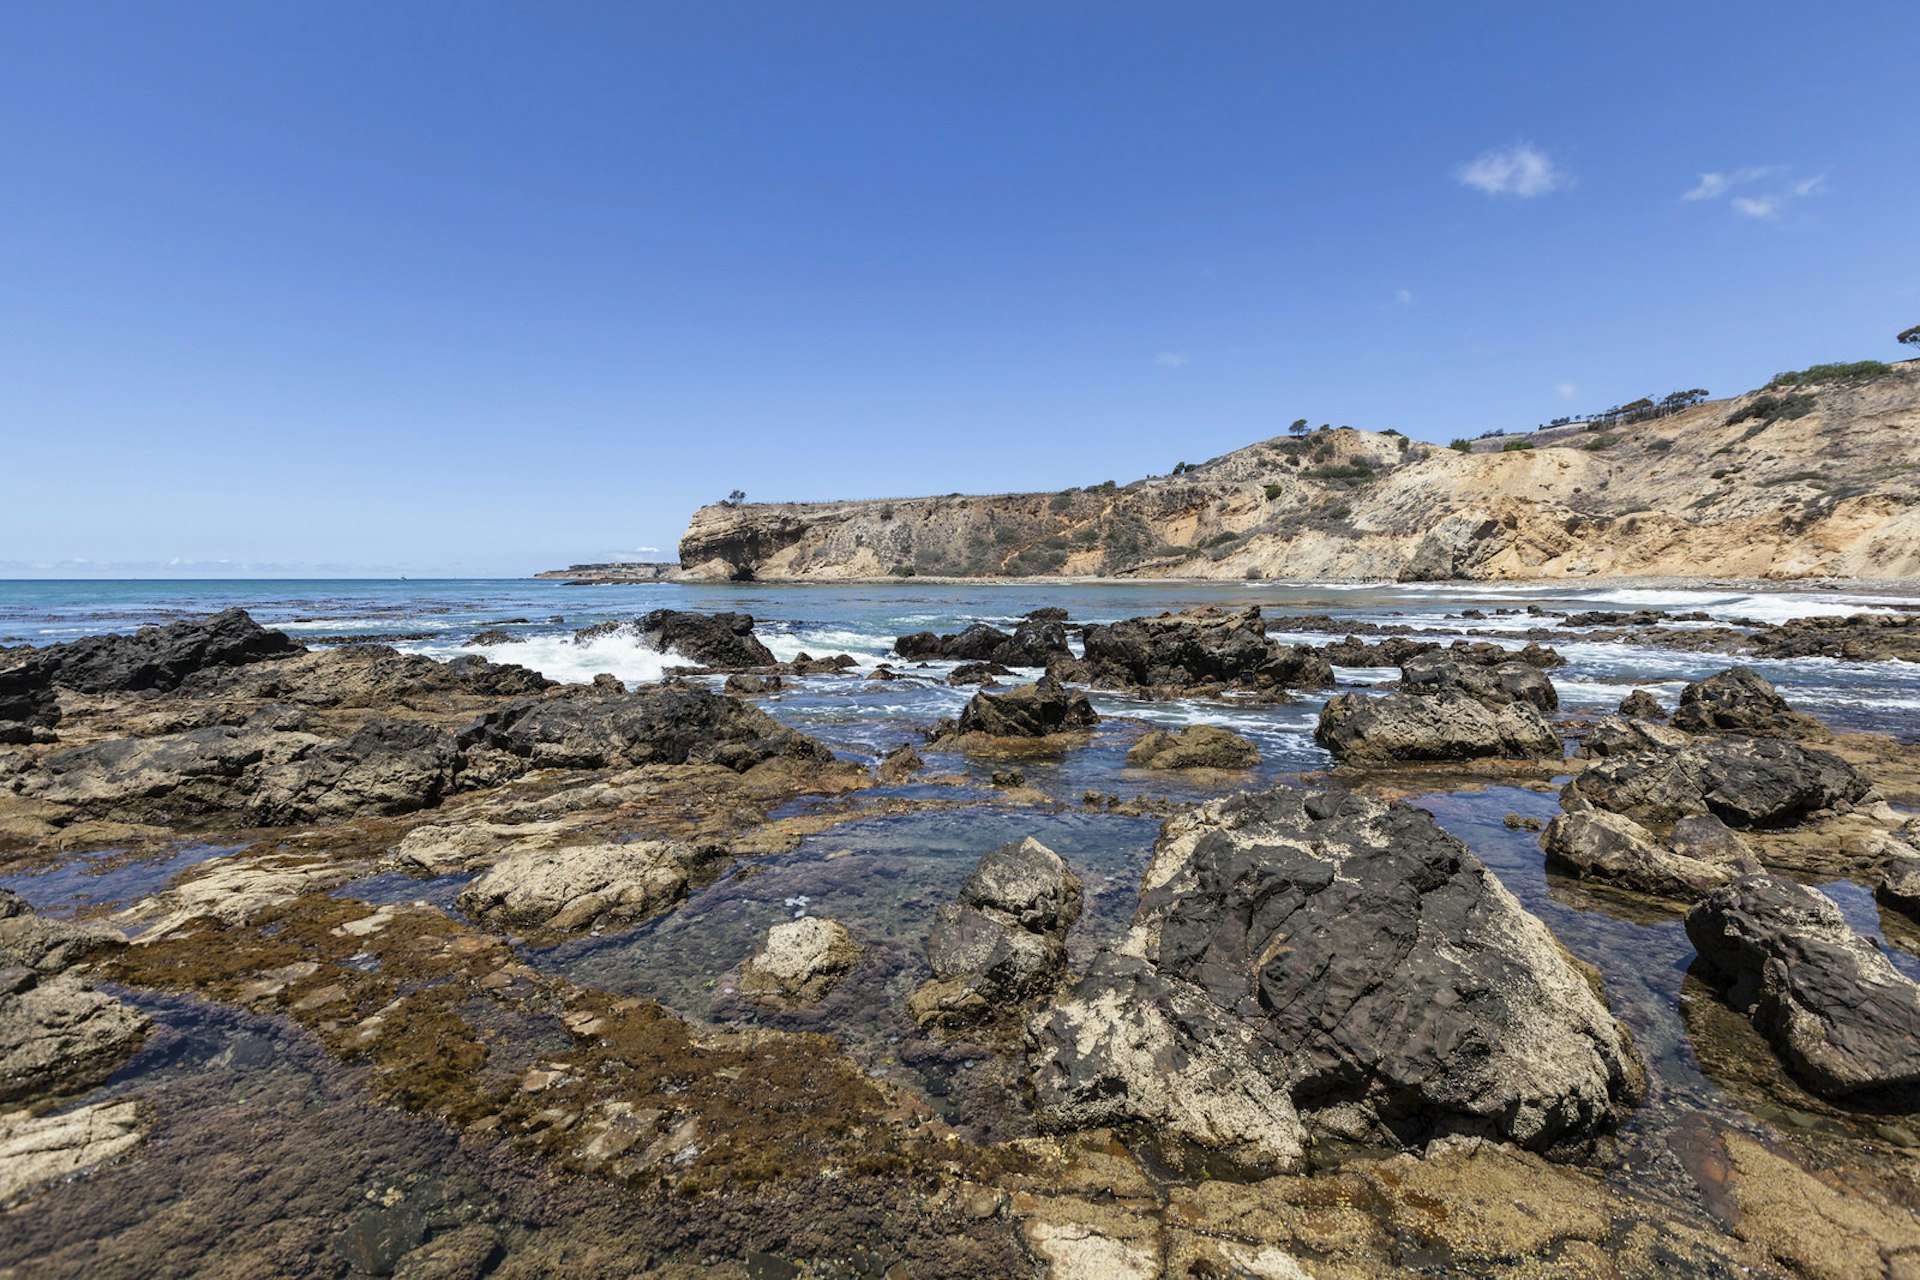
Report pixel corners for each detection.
[677,361,1920,583]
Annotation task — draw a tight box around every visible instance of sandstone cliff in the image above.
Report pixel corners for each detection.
[678,362,1920,582]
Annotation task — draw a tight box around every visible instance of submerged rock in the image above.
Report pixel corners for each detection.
[636,609,776,670]
[740,917,862,1007]
[1568,736,1874,829]
[1051,606,1332,697]
[1670,666,1826,739]
[1028,787,1643,1168]
[1686,873,1920,1103]
[1124,725,1260,770]
[1314,687,1560,763]
[910,837,1082,1029]
[457,840,701,934]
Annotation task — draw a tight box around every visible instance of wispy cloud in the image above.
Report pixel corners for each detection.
[1393,289,1414,307]
[1683,166,1825,219]
[1454,143,1569,198]
[1154,352,1190,367]
[1556,382,1579,401]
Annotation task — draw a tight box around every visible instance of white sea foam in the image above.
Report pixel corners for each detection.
[402,631,680,686]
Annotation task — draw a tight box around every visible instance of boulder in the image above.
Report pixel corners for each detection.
[458,841,700,934]
[1876,819,1920,919]
[946,661,1011,686]
[248,718,465,823]
[1577,715,1691,758]
[1400,653,1559,712]
[910,837,1082,1029]
[1541,806,1744,901]
[636,609,776,670]
[1617,689,1667,720]
[1686,873,1920,1102]
[461,686,831,772]
[1125,725,1260,770]
[739,917,863,1006]
[1670,666,1825,739]
[1567,736,1874,830]
[942,676,1098,740]
[1052,606,1333,696]
[1314,689,1560,763]
[1028,787,1643,1166]
[0,966,150,1106]
[876,744,924,782]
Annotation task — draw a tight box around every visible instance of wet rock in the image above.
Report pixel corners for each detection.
[391,1226,503,1280]
[0,888,123,974]
[1746,611,1920,664]
[910,837,1082,1029]
[457,840,701,934]
[739,917,862,1006]
[1568,736,1875,829]
[941,676,1098,740]
[636,609,776,669]
[183,644,552,707]
[1052,606,1333,697]
[1617,688,1667,720]
[1399,652,1559,712]
[723,672,783,695]
[1125,725,1259,770]
[1029,787,1643,1167]
[467,629,517,646]
[989,769,1025,788]
[0,1097,146,1210]
[1670,666,1826,739]
[1314,688,1560,763]
[876,744,924,782]
[1541,805,1746,901]
[117,851,362,938]
[1686,872,1920,1102]
[895,619,1070,668]
[946,661,1012,686]
[1714,1128,1920,1280]
[0,967,150,1106]
[1878,851,1920,920]
[461,685,832,772]
[334,1199,431,1277]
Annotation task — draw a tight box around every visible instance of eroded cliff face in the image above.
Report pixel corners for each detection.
[679,364,1920,582]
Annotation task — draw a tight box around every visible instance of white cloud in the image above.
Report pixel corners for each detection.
[1454,144,1568,198]
[1394,289,1414,307]
[1556,382,1578,401]
[1683,166,1825,219]
[1154,352,1190,367]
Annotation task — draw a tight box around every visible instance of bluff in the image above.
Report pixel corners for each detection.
[678,362,1920,582]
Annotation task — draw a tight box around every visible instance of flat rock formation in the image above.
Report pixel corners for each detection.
[677,362,1920,582]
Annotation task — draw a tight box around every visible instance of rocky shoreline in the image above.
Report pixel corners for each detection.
[4,604,1920,1276]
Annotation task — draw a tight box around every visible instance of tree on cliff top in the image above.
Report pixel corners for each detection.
[724,489,747,505]
[1900,324,1920,351]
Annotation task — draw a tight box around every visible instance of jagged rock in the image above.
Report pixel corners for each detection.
[1314,688,1560,763]
[1567,736,1874,829]
[248,718,464,823]
[1670,666,1826,738]
[1617,689,1667,720]
[468,629,518,646]
[1125,725,1260,770]
[1541,805,1745,901]
[1028,787,1643,1167]
[458,840,701,934]
[1878,838,1920,920]
[939,676,1098,740]
[876,744,924,782]
[895,619,1070,668]
[0,967,150,1106]
[180,644,551,706]
[0,888,123,974]
[0,1097,146,1210]
[723,673,782,695]
[1686,873,1920,1102]
[910,837,1081,1029]
[462,685,831,772]
[739,917,862,1006]
[20,723,321,821]
[1399,653,1559,712]
[1051,606,1332,696]
[1578,715,1691,758]
[1747,612,1920,664]
[636,609,776,669]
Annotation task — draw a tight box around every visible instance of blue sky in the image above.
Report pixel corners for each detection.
[2,2,1915,577]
